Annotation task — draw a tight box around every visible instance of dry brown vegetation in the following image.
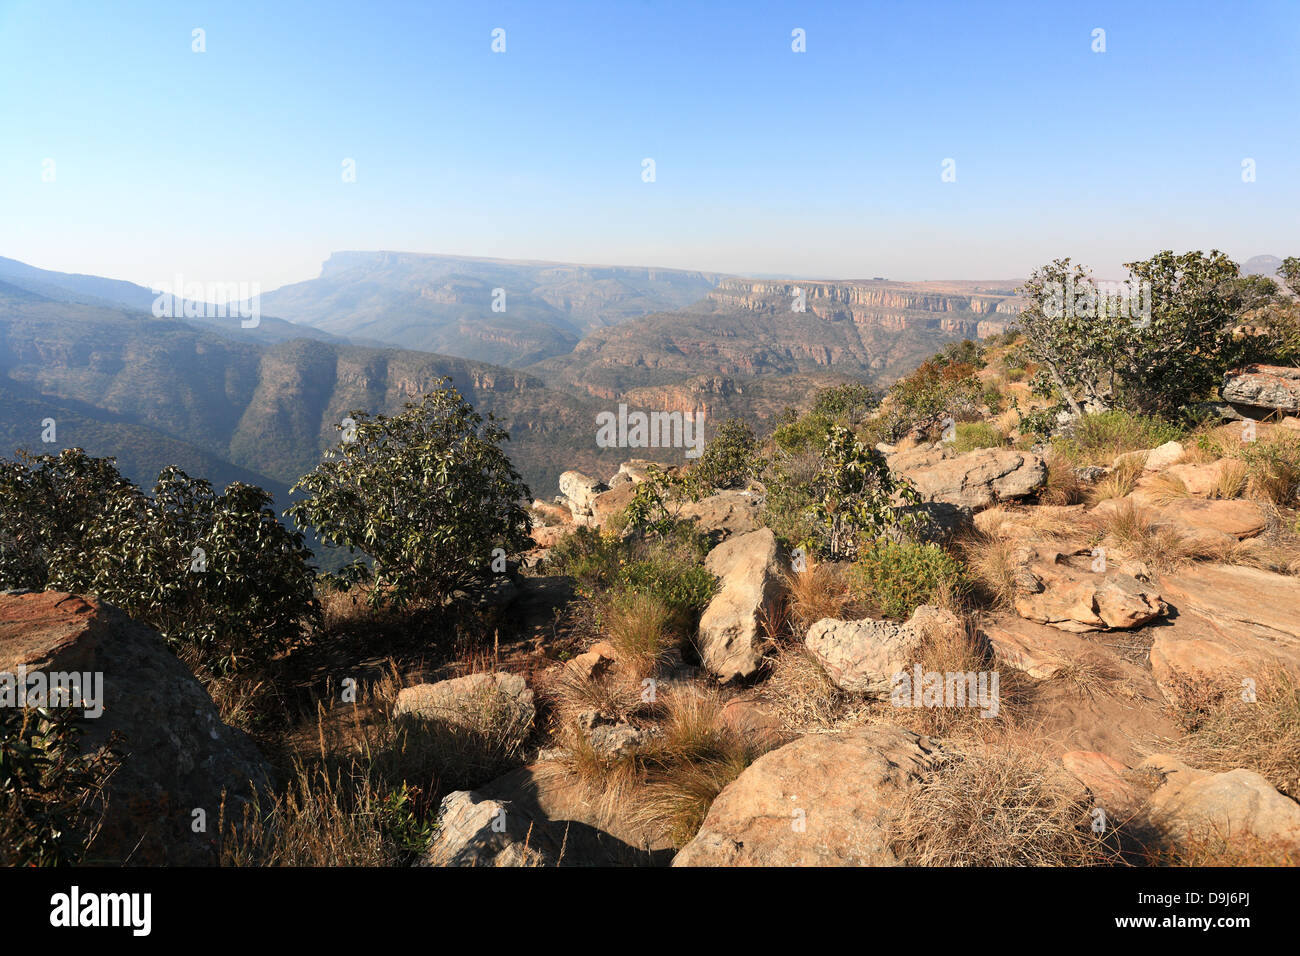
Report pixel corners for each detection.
[1164,667,1300,800]
[889,736,1122,866]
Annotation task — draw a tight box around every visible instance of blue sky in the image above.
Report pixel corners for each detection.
[1,0,1296,289]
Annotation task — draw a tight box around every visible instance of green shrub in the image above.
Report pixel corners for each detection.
[811,383,881,425]
[685,418,760,495]
[0,449,319,672]
[615,554,717,626]
[547,526,626,594]
[1016,251,1254,419]
[1,706,117,866]
[851,539,969,619]
[879,358,985,442]
[1051,411,1184,465]
[951,421,1004,452]
[288,379,532,611]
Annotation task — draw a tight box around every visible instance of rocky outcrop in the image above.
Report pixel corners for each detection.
[1222,364,1300,416]
[558,470,608,521]
[1112,440,1184,472]
[676,489,762,540]
[804,605,960,695]
[1006,546,1167,632]
[1148,564,1300,697]
[0,592,271,865]
[697,529,782,682]
[889,446,1046,510]
[673,725,940,866]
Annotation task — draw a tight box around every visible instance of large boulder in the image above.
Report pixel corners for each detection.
[804,605,960,695]
[673,725,940,866]
[1149,564,1300,697]
[676,489,762,540]
[0,592,271,865]
[1222,364,1300,416]
[588,481,640,527]
[558,470,608,520]
[1141,756,1300,852]
[889,446,1046,510]
[697,529,783,682]
[1112,440,1184,472]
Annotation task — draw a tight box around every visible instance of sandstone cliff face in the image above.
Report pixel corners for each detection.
[707,278,1020,338]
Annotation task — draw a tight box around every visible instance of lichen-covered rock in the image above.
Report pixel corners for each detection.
[804,605,960,695]
[889,446,1046,510]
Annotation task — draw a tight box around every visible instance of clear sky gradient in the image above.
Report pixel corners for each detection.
[1,0,1297,290]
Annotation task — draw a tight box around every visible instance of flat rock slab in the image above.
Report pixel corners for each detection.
[1150,564,1300,694]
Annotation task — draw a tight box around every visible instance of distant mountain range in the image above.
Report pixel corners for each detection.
[260,251,724,367]
[0,251,1031,513]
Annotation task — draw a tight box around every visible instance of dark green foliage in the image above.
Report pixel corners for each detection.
[765,422,924,560]
[0,706,117,867]
[547,522,715,625]
[684,418,760,495]
[1016,251,1262,420]
[0,449,319,672]
[288,379,532,611]
[851,539,969,619]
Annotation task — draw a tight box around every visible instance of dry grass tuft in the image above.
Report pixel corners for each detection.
[962,531,1020,609]
[763,643,854,731]
[599,590,677,678]
[633,686,770,847]
[783,560,855,636]
[1041,455,1085,506]
[889,735,1121,866]
[1166,667,1300,800]
[1092,500,1201,571]
[1089,455,1146,503]
[1144,472,1191,505]
[1212,459,1249,499]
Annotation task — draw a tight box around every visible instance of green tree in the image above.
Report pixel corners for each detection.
[0,449,318,672]
[684,418,760,495]
[288,380,532,610]
[1017,251,1251,420]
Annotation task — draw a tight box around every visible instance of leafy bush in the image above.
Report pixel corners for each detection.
[810,383,881,425]
[1,706,116,866]
[684,418,760,495]
[0,449,319,672]
[851,539,969,618]
[615,556,717,628]
[807,425,925,560]
[878,358,985,441]
[1016,251,1253,420]
[288,380,532,611]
